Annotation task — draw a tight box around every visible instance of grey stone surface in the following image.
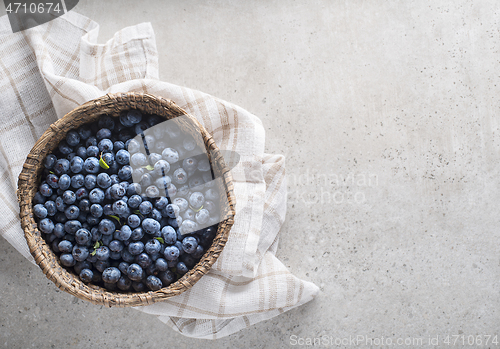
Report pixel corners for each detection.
[1,0,500,348]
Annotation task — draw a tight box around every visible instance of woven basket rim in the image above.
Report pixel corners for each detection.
[17,92,236,307]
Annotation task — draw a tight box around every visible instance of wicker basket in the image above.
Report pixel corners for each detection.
[17,92,236,307]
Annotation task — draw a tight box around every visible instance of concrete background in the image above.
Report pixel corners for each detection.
[1,0,500,348]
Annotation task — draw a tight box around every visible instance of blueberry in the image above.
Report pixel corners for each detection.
[115,225,132,241]
[150,209,162,222]
[145,275,163,291]
[173,198,189,212]
[115,149,130,165]
[118,262,130,275]
[127,263,144,281]
[54,212,68,224]
[96,173,112,189]
[98,219,116,235]
[176,184,190,198]
[128,195,142,209]
[58,141,73,155]
[162,148,179,164]
[128,241,145,256]
[127,214,141,229]
[126,184,141,197]
[53,223,65,238]
[163,246,180,261]
[58,174,71,190]
[154,258,168,272]
[183,209,195,221]
[203,200,216,213]
[70,174,85,189]
[130,227,144,241]
[112,200,128,215]
[68,155,83,173]
[78,199,90,213]
[98,115,115,130]
[145,239,161,255]
[64,220,82,234]
[168,216,182,229]
[134,122,149,136]
[64,205,80,220]
[90,204,103,218]
[180,220,198,236]
[145,185,160,198]
[126,139,141,154]
[176,261,188,275]
[120,110,142,127]
[89,188,105,203]
[195,209,210,225]
[121,249,135,263]
[131,281,146,292]
[46,174,59,189]
[34,204,48,219]
[38,217,54,235]
[161,226,177,245]
[78,126,92,140]
[188,176,203,190]
[182,157,198,172]
[95,246,110,261]
[86,145,99,158]
[60,253,76,267]
[183,137,196,151]
[44,154,57,169]
[97,140,112,156]
[75,228,91,245]
[72,245,89,262]
[172,167,188,185]
[80,268,93,283]
[139,201,153,215]
[118,165,132,180]
[135,252,152,268]
[94,260,110,273]
[204,188,219,201]
[158,270,176,286]
[96,129,112,141]
[116,276,132,291]
[76,146,87,159]
[140,173,154,188]
[182,236,198,254]
[39,183,53,197]
[58,240,73,253]
[75,187,88,200]
[109,240,124,253]
[142,218,160,235]
[84,157,100,173]
[154,197,169,211]
[192,245,205,259]
[197,159,211,172]
[33,192,46,205]
[102,267,121,283]
[84,174,97,190]
[189,192,205,209]
[103,204,114,216]
[163,204,180,219]
[61,190,76,205]
[113,140,125,151]
[130,152,147,167]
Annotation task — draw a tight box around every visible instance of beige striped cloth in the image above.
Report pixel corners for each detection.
[0,12,319,339]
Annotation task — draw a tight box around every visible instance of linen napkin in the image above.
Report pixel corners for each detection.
[0,11,319,339]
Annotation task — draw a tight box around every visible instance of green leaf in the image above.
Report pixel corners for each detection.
[155,237,165,244]
[107,215,120,223]
[133,210,141,215]
[99,155,109,169]
[49,171,55,174]
[90,250,97,256]
[142,165,154,171]
[93,241,100,249]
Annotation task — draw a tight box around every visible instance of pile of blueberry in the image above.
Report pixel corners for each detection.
[32,110,222,292]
